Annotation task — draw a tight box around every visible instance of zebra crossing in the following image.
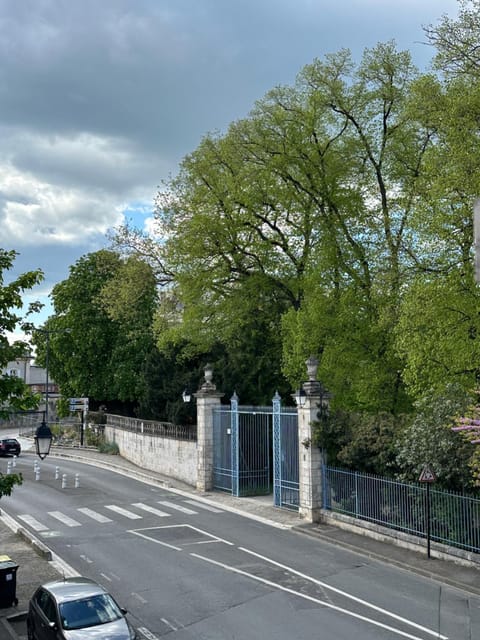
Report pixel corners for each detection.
[17,498,224,533]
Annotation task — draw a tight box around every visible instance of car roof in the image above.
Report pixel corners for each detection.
[41,577,107,603]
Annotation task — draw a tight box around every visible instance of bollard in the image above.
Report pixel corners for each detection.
[55,466,59,480]
[74,474,80,488]
[12,455,16,468]
[62,474,67,489]
[35,467,40,481]
[6,461,12,475]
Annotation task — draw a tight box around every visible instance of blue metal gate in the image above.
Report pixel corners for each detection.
[213,393,299,510]
[273,392,299,511]
[213,393,271,497]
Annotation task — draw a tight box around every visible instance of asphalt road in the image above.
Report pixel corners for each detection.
[2,450,480,639]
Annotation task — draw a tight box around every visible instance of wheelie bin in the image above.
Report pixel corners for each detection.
[0,556,18,608]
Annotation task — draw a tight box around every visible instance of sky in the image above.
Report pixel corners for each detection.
[1,0,459,339]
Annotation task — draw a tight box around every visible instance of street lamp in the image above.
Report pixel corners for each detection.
[35,326,70,426]
[293,388,306,406]
[34,414,53,460]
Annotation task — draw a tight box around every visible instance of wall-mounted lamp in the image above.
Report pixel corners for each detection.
[182,389,192,403]
[294,388,306,406]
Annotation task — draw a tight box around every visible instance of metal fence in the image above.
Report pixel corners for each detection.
[323,466,480,554]
[0,411,44,434]
[104,414,197,441]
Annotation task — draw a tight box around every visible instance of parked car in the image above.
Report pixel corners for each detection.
[0,438,21,456]
[27,577,137,640]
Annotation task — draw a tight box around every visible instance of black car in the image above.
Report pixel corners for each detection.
[0,438,21,456]
[27,577,136,640]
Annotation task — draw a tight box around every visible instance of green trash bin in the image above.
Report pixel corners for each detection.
[0,556,18,608]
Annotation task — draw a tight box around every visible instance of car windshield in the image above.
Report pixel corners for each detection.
[59,594,123,630]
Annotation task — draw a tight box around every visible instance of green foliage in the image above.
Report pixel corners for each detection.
[395,384,475,490]
[0,472,23,499]
[395,272,480,395]
[98,440,119,455]
[426,0,480,77]
[37,251,161,413]
[0,249,44,416]
[313,409,408,476]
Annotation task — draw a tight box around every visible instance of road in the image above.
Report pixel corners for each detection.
[1,444,479,639]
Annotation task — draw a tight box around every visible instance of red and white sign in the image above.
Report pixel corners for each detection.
[418,466,437,483]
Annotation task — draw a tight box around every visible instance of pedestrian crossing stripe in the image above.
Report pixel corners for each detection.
[157,500,197,515]
[184,499,223,513]
[17,514,48,531]
[105,505,143,519]
[77,507,113,523]
[49,511,82,527]
[132,503,170,517]
[16,498,223,532]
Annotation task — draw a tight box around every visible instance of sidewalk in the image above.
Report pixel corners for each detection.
[1,447,480,638]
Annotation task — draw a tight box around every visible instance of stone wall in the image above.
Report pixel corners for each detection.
[104,425,197,486]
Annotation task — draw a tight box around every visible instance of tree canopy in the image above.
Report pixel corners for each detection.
[40,1,480,483]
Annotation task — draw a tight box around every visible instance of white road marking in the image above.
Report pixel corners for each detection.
[129,524,234,548]
[239,547,448,640]
[190,552,448,640]
[131,592,148,604]
[48,511,82,527]
[105,505,143,519]
[184,499,223,513]
[17,515,48,531]
[79,554,93,564]
[160,618,178,631]
[157,500,197,515]
[77,507,113,523]
[132,503,171,517]
[129,529,182,551]
[138,626,160,639]
[100,573,112,582]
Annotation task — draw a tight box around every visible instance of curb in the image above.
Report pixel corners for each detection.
[1,512,52,561]
[16,528,52,561]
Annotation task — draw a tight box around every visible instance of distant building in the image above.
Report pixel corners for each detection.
[2,351,60,420]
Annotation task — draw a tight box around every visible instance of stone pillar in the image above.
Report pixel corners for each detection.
[195,364,223,492]
[298,356,329,522]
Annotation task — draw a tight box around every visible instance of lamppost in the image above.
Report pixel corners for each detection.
[34,326,69,459]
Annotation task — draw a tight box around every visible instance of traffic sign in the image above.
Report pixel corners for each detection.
[418,466,436,483]
[69,397,89,412]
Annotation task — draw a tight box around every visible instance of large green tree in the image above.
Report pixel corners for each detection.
[35,251,159,413]
[113,42,430,411]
